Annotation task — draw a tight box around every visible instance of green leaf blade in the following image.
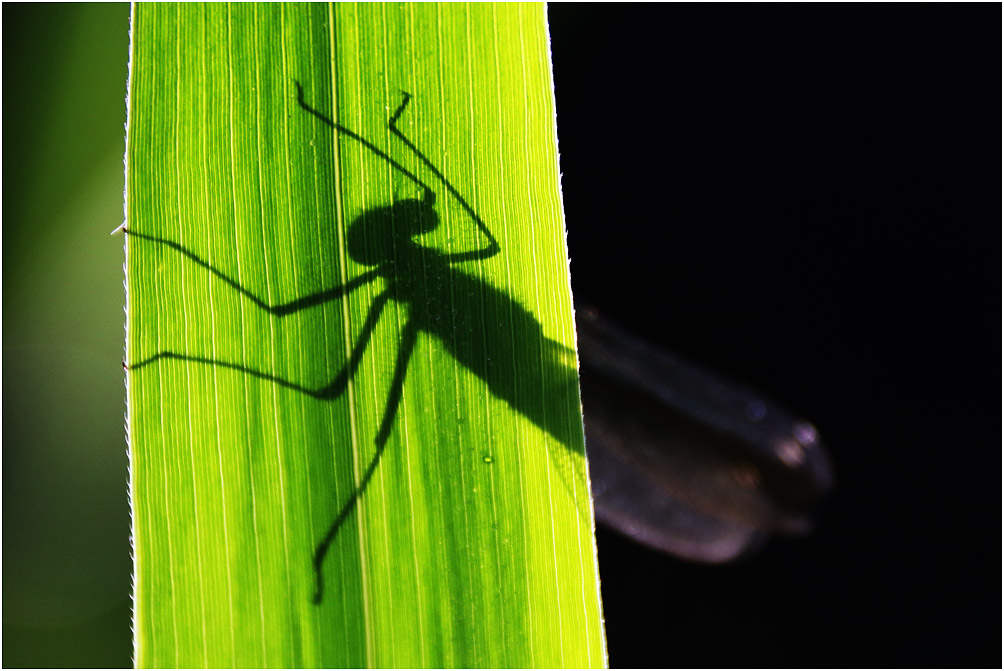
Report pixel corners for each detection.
[128,3,605,667]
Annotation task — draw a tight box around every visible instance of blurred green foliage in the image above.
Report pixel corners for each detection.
[3,3,133,667]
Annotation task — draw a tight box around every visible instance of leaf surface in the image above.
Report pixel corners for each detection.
[127,3,605,667]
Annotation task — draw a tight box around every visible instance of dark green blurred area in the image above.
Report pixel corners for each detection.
[4,3,133,667]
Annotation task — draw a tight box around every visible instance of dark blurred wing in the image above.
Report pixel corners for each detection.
[576,307,833,562]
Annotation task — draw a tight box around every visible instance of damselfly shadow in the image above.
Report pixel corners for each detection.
[126,82,583,605]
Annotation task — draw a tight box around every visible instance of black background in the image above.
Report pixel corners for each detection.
[548,4,997,668]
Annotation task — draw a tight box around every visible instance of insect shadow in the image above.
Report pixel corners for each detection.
[127,82,584,605]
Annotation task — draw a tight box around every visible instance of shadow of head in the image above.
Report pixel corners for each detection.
[347,198,438,266]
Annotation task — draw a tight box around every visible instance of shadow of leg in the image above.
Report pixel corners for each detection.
[312,320,420,604]
[129,351,324,398]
